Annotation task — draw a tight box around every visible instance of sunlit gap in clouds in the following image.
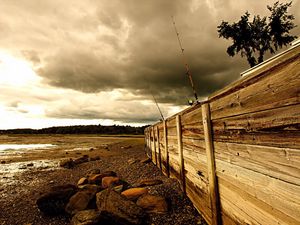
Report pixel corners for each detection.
[0,51,41,86]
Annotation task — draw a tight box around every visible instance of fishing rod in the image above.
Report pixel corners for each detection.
[171,16,198,103]
[151,93,165,121]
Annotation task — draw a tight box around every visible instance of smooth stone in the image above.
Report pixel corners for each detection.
[121,188,148,201]
[77,177,88,186]
[88,171,117,185]
[65,185,99,215]
[102,176,120,189]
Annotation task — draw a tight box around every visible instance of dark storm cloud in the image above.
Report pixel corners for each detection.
[1,0,299,122]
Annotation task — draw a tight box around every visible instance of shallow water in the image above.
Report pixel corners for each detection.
[0,144,55,151]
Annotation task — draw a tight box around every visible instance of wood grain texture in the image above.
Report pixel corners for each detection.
[216,159,300,223]
[218,176,299,225]
[214,141,300,185]
[212,104,300,149]
[209,46,300,119]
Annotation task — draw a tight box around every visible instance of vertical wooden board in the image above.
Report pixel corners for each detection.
[176,115,186,193]
[209,52,300,119]
[150,127,155,162]
[218,176,300,225]
[214,141,300,185]
[152,126,157,165]
[202,103,220,225]
[156,126,162,170]
[163,120,169,177]
[215,159,300,222]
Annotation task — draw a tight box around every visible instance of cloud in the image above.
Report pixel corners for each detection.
[0,0,299,127]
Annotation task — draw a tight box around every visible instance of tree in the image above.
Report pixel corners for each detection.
[217,1,297,67]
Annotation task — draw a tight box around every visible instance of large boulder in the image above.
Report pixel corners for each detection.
[121,188,148,201]
[36,184,77,216]
[65,185,100,215]
[136,194,168,213]
[71,209,101,225]
[96,189,145,225]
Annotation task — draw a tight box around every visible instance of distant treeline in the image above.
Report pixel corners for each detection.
[0,124,149,135]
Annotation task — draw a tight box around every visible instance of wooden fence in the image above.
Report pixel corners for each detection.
[144,43,300,225]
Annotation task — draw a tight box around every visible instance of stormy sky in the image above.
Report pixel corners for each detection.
[0,0,299,129]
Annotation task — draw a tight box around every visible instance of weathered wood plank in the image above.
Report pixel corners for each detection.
[210,53,300,120]
[209,45,299,101]
[186,178,212,225]
[218,176,300,225]
[202,103,220,225]
[212,104,300,149]
[214,142,300,186]
[182,138,206,155]
[216,159,300,222]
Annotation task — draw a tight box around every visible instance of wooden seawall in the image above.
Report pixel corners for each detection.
[144,43,300,225]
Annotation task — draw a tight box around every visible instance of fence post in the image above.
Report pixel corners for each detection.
[164,120,170,177]
[176,115,186,194]
[150,127,154,162]
[202,103,220,225]
[156,126,162,170]
[152,126,157,165]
